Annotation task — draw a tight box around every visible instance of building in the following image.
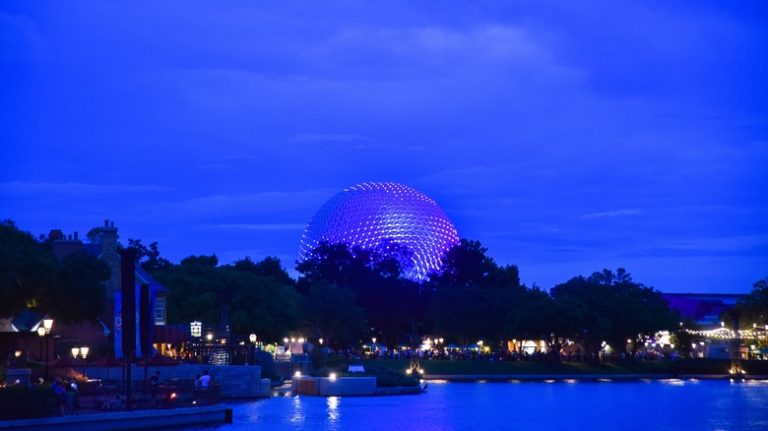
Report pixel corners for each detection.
[0,220,167,362]
[662,293,744,327]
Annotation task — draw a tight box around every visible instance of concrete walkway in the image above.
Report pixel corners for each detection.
[0,405,232,431]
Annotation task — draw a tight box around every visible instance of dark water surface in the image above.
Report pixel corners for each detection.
[206,379,768,430]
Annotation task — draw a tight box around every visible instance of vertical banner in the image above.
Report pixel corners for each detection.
[120,248,136,359]
[139,284,151,359]
[114,291,123,359]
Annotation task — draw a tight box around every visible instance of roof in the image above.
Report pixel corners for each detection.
[11,309,45,332]
[136,266,168,293]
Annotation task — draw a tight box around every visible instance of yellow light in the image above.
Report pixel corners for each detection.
[37,327,46,337]
[14,350,22,358]
[80,346,89,359]
[329,372,337,381]
[43,319,53,331]
[406,369,412,375]
[205,333,213,341]
[71,347,80,358]
[294,371,302,378]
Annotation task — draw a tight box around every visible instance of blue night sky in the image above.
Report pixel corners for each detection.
[2,1,766,293]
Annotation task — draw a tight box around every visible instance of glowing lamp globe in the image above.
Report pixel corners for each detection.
[299,182,459,281]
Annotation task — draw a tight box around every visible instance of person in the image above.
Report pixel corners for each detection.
[198,370,211,389]
[52,379,68,415]
[65,380,77,414]
[149,371,160,407]
[70,379,80,410]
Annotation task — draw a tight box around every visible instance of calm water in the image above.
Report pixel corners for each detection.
[206,379,768,431]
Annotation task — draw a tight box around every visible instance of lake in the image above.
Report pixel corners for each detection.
[205,379,768,430]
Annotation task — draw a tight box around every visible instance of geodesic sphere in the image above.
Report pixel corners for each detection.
[298,182,460,281]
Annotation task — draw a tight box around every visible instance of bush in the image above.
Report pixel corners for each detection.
[374,369,419,388]
[0,384,57,420]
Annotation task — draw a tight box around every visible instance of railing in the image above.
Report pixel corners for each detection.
[79,379,221,411]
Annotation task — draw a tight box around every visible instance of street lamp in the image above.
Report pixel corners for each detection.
[71,347,80,358]
[318,338,324,345]
[80,346,89,359]
[249,333,257,344]
[371,337,377,355]
[38,319,53,382]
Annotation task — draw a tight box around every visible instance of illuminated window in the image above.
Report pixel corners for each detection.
[154,296,166,325]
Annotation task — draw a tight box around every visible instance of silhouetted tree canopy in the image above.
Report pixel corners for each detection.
[0,220,109,322]
[550,268,677,355]
[154,254,299,340]
[299,281,366,348]
[127,238,172,272]
[729,277,768,327]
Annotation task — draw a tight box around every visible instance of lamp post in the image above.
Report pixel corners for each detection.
[371,337,377,357]
[38,319,53,382]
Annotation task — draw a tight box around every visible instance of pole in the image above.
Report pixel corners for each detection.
[44,335,49,382]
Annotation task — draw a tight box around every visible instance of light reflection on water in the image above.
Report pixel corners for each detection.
[289,394,303,425]
[211,380,768,431]
[327,396,339,423]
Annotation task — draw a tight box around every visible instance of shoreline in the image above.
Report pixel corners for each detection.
[423,373,768,381]
[0,405,232,431]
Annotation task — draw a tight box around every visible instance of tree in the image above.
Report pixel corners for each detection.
[299,281,366,348]
[429,239,497,289]
[428,239,532,347]
[155,254,300,341]
[296,241,424,347]
[46,252,110,323]
[0,221,58,317]
[731,277,768,328]
[0,221,109,322]
[127,238,172,272]
[233,256,294,286]
[550,268,677,357]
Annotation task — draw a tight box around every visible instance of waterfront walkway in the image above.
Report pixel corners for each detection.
[0,405,232,431]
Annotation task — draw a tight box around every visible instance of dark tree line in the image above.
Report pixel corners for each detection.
[292,239,679,356]
[0,220,109,323]
[2,219,692,357]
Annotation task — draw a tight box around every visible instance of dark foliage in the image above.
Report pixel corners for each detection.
[0,385,57,420]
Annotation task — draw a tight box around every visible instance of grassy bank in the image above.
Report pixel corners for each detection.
[358,359,768,376]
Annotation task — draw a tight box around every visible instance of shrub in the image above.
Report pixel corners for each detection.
[0,384,57,420]
[374,369,419,388]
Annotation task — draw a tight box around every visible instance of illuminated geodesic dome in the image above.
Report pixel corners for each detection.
[299,182,460,281]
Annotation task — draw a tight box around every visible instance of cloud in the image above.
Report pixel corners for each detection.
[290,133,370,143]
[581,209,643,219]
[0,181,171,195]
[201,223,305,231]
[0,12,48,64]
[174,188,334,217]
